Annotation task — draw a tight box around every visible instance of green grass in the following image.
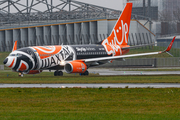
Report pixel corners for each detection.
[0,71,180,83]
[0,88,179,120]
[0,52,11,70]
[0,52,10,64]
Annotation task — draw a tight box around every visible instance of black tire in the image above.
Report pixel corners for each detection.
[85,71,89,75]
[80,71,89,76]
[58,71,63,76]
[54,71,58,76]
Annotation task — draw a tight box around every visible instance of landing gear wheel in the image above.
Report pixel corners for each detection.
[19,73,24,77]
[58,71,63,76]
[21,73,24,77]
[84,71,89,75]
[54,71,57,76]
[54,71,63,76]
[80,71,89,76]
[18,73,21,77]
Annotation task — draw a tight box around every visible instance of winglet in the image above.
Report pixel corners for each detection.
[12,41,17,51]
[164,36,176,52]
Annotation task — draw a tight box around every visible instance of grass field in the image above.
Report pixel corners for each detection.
[0,52,10,64]
[0,88,179,120]
[0,71,180,83]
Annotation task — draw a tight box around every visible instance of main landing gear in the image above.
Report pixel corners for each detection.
[80,71,89,76]
[54,71,63,76]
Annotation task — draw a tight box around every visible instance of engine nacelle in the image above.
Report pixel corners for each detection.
[25,70,43,74]
[64,61,87,74]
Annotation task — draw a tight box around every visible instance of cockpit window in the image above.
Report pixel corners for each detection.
[9,54,16,56]
[9,53,22,57]
[17,53,22,57]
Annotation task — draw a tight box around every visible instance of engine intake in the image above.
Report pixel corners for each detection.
[64,61,87,74]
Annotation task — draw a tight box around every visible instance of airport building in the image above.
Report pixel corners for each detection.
[0,0,155,52]
[129,0,180,20]
[128,0,180,36]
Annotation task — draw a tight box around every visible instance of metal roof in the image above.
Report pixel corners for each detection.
[0,0,150,27]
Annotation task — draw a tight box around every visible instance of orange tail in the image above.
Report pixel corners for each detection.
[12,41,17,51]
[102,3,132,46]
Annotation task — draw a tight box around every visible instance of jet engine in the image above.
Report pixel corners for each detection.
[64,61,87,73]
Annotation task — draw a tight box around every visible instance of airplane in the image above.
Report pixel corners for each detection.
[3,3,176,77]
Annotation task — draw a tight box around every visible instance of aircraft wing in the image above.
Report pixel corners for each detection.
[84,36,176,63]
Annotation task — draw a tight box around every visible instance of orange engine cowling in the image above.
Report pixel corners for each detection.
[26,70,43,74]
[64,61,87,74]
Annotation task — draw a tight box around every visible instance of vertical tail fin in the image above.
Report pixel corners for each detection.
[102,3,132,46]
[12,41,17,51]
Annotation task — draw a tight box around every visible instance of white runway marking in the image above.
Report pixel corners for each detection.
[0,83,180,88]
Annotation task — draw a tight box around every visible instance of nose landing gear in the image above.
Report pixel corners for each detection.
[18,72,24,77]
[54,71,63,76]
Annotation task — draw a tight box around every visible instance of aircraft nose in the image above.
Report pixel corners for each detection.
[3,58,8,65]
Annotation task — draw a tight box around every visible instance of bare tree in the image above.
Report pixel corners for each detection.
[173,7,180,22]
[159,10,172,22]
